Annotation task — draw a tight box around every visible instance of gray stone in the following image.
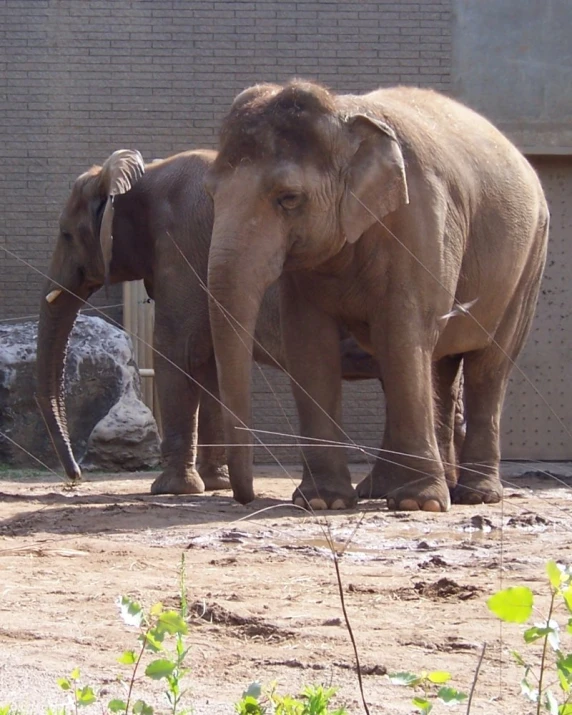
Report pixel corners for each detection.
[0,315,160,472]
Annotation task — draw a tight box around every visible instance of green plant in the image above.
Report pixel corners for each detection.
[387,670,467,714]
[235,682,348,715]
[111,555,192,714]
[487,560,572,714]
[56,669,96,713]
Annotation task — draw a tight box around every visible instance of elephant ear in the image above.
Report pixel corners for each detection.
[340,114,409,244]
[98,149,145,280]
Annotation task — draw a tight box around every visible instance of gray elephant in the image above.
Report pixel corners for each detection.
[206,81,549,512]
[36,148,382,495]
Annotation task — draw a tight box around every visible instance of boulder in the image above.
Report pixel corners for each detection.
[0,315,160,472]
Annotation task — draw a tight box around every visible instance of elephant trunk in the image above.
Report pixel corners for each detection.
[208,227,286,505]
[36,283,87,480]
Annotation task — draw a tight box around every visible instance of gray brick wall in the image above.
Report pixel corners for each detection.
[0,0,452,462]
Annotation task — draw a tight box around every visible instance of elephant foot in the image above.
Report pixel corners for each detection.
[292,482,357,511]
[150,466,205,495]
[198,463,231,491]
[451,466,503,505]
[357,471,450,512]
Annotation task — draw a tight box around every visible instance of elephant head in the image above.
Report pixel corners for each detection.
[36,149,145,481]
[206,80,409,503]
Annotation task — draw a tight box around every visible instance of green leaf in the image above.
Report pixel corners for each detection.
[108,700,127,713]
[525,620,561,650]
[144,658,176,680]
[389,671,421,687]
[235,695,264,715]
[150,602,163,617]
[57,678,71,691]
[557,655,572,692]
[563,586,572,614]
[548,561,564,590]
[76,686,96,706]
[512,650,527,667]
[117,650,138,665]
[157,610,188,636]
[133,701,154,715]
[427,671,451,684]
[242,682,262,701]
[487,586,534,623]
[521,675,539,702]
[411,696,432,714]
[544,689,559,715]
[118,596,145,628]
[70,668,80,681]
[141,628,166,652]
[559,704,572,715]
[524,626,552,644]
[437,686,468,704]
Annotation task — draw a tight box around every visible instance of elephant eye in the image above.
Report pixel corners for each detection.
[61,231,73,243]
[277,192,304,210]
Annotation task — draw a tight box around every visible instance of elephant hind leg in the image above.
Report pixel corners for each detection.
[434,355,464,490]
[150,341,206,496]
[197,358,231,491]
[454,264,543,505]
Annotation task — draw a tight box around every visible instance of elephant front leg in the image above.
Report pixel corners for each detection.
[356,318,450,512]
[281,277,356,511]
[150,341,205,496]
[197,358,231,490]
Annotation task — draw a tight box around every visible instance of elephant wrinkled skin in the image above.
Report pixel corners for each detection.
[206,81,549,511]
[36,149,382,495]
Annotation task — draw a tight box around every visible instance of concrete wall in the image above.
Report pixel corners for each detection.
[452,0,572,153]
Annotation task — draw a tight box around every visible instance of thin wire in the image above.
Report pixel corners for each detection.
[0,303,124,323]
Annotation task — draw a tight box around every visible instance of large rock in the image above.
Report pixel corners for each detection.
[0,315,160,472]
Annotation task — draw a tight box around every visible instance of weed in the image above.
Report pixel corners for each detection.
[387,670,467,714]
[235,682,348,715]
[487,560,572,714]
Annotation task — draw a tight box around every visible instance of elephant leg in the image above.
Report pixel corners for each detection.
[356,313,449,512]
[150,332,205,496]
[281,277,356,510]
[197,358,231,490]
[452,348,507,504]
[434,355,463,490]
[453,255,544,506]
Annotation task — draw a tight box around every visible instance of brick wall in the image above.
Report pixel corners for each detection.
[0,0,452,462]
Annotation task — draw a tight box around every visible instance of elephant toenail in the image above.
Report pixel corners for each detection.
[294,497,307,508]
[308,498,328,510]
[421,499,442,512]
[399,499,421,511]
[331,499,346,510]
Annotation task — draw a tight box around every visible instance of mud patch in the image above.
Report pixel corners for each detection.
[507,512,552,528]
[393,578,480,602]
[190,600,295,642]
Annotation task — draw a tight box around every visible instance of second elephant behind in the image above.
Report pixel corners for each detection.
[36,149,385,494]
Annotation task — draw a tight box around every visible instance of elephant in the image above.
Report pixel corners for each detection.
[36,148,384,495]
[205,80,549,512]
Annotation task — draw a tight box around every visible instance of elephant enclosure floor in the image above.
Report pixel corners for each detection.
[0,465,571,714]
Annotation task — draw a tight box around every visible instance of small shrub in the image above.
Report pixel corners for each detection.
[487,560,572,714]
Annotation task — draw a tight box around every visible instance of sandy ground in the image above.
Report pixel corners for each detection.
[0,464,571,714]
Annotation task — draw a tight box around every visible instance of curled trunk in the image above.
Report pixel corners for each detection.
[36,285,87,480]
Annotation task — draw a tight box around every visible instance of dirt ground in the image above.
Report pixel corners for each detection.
[1,465,571,714]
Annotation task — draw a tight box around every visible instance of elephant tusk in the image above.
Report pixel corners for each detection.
[45,289,63,304]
